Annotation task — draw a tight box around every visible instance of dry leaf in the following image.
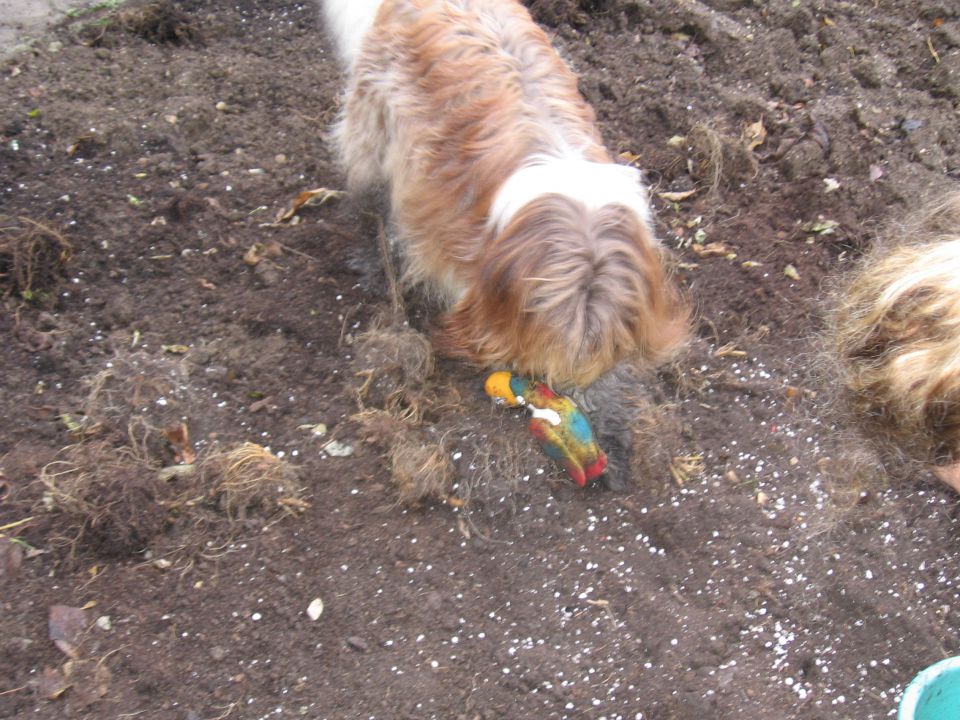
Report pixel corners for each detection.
[692,241,733,258]
[37,666,72,700]
[741,117,767,151]
[657,189,697,202]
[276,187,344,223]
[0,536,23,580]
[163,422,197,465]
[161,344,189,355]
[243,243,264,266]
[49,605,88,658]
[618,150,641,166]
[784,264,801,281]
[297,423,328,436]
[804,219,839,235]
[714,344,747,358]
[94,663,112,698]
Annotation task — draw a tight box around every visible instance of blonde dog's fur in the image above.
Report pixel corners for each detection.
[829,192,960,481]
[321,0,687,388]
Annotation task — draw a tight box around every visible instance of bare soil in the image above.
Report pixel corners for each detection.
[1,1,959,719]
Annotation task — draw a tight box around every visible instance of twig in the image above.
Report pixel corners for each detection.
[0,517,35,532]
[275,241,320,263]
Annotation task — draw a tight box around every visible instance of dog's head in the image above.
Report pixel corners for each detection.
[436,194,689,388]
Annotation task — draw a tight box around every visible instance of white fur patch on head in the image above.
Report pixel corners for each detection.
[489,157,653,234]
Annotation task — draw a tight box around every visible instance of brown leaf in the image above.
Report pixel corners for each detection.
[94,663,112,698]
[692,241,733,258]
[261,240,284,259]
[37,666,72,700]
[741,117,767,151]
[657,189,697,202]
[49,605,88,658]
[243,243,264,266]
[163,422,197,465]
[276,187,344,223]
[0,536,23,580]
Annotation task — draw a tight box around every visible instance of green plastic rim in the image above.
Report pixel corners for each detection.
[898,656,960,720]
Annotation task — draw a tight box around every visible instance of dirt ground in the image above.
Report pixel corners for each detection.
[1,0,959,718]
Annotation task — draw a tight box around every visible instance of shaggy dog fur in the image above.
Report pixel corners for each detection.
[320,0,688,389]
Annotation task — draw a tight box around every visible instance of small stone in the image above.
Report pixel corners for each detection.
[346,636,369,652]
[756,491,770,507]
[95,615,112,631]
[307,598,324,621]
[323,441,354,457]
[210,646,227,662]
[248,397,271,413]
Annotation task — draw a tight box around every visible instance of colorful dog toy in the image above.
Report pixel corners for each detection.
[484,371,608,487]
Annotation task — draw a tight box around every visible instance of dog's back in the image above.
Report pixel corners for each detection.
[320,0,689,388]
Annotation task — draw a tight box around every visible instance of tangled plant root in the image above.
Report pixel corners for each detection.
[454,435,530,519]
[37,441,166,559]
[203,442,303,520]
[688,123,757,193]
[352,323,435,419]
[388,440,455,506]
[0,216,71,306]
[85,0,200,46]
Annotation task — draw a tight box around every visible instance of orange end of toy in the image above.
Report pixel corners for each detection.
[484,371,520,406]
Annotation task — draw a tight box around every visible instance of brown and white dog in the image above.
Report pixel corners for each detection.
[321,0,688,389]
